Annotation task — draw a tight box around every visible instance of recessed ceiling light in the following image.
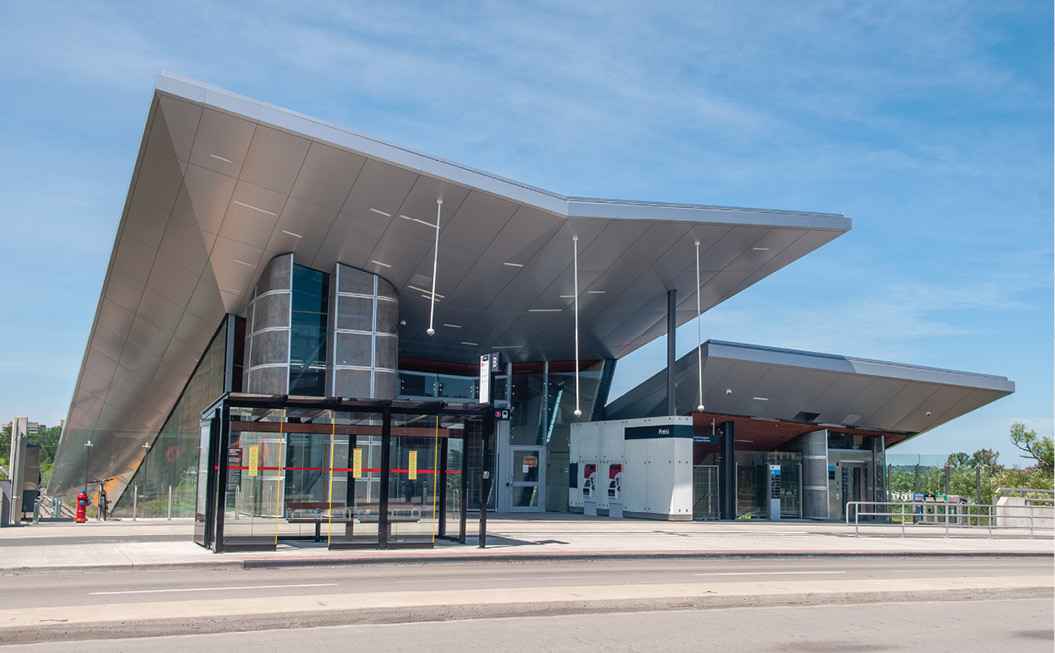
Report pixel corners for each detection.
[232,200,277,216]
[209,154,233,163]
[752,247,770,251]
[281,230,303,239]
[400,214,437,229]
[234,259,255,267]
[752,397,769,401]
[559,294,575,299]
[460,341,479,346]
[408,285,444,298]
[369,208,392,217]
[528,308,561,313]
[588,290,605,294]
[420,294,440,302]
[493,345,521,349]
[370,259,391,268]
[220,286,241,294]
[735,439,754,443]
[503,262,524,268]
[442,323,461,329]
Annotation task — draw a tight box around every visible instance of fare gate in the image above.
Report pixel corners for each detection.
[693,465,720,520]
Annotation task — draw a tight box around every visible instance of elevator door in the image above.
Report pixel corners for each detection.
[506,446,545,512]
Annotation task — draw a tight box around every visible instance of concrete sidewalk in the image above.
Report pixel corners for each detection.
[1,514,1051,572]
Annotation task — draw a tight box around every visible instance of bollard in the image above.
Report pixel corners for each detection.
[52,497,61,519]
[132,484,137,521]
[167,485,172,520]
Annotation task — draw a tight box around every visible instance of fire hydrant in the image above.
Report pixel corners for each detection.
[75,490,89,523]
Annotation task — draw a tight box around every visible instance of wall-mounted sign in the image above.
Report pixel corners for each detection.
[353,448,363,479]
[408,450,418,480]
[247,445,259,477]
[479,354,491,404]
[625,425,694,440]
[227,447,243,490]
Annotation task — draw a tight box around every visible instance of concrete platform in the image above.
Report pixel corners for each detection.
[1,513,1051,572]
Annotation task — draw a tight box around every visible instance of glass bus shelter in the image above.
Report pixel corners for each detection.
[194,393,494,553]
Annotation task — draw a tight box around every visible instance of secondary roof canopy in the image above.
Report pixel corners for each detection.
[605,340,1015,443]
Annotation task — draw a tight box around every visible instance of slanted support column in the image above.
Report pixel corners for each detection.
[666,289,677,416]
[720,420,736,520]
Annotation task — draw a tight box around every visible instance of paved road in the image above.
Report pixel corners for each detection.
[3,557,1049,609]
[10,599,1053,652]
[0,556,1049,644]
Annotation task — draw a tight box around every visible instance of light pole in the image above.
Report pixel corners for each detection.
[83,440,93,491]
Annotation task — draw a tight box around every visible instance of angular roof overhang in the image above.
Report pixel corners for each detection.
[52,73,849,496]
[606,340,1014,441]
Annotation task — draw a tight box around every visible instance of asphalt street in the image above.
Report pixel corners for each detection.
[9,599,1053,652]
[1,556,1050,645]
[3,557,1050,609]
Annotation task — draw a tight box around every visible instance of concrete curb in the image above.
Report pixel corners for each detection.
[2,584,1049,645]
[3,549,1049,575]
[242,549,1055,569]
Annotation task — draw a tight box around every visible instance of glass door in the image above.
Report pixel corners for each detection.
[509,446,544,511]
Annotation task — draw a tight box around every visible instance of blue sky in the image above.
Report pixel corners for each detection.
[0,2,1050,464]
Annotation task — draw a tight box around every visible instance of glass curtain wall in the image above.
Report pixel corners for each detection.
[289,265,329,396]
[508,362,606,512]
[734,451,803,519]
[112,320,228,518]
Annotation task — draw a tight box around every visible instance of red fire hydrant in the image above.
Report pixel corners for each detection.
[75,490,89,523]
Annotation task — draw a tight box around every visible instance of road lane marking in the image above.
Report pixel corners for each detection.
[693,571,847,577]
[394,576,590,584]
[89,583,338,595]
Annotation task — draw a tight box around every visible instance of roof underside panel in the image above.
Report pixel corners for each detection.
[54,74,851,496]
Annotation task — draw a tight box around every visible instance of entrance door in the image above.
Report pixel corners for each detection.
[507,446,545,512]
[839,463,867,520]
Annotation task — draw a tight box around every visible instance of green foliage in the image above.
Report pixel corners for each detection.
[0,425,9,474]
[889,424,1053,505]
[28,426,61,481]
[1009,422,1054,471]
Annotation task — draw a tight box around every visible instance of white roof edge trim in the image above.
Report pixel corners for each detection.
[155,72,570,216]
[155,73,850,232]
[705,340,1015,392]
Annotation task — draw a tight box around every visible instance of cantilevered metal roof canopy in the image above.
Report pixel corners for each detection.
[605,340,1015,444]
[52,73,849,497]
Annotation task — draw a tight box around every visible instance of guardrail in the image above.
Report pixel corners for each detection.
[846,499,1055,539]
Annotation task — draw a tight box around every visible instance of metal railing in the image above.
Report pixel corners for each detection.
[846,499,1055,539]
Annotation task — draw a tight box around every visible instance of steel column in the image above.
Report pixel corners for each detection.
[666,289,677,416]
[720,420,736,520]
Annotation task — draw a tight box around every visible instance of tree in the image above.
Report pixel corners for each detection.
[1009,422,1053,470]
[0,425,8,474]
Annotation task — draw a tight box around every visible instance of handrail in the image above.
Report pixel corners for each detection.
[845,499,1054,539]
[995,487,1054,495]
[994,487,1055,504]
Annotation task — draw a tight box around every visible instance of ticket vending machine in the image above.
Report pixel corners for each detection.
[608,463,623,518]
[583,463,598,516]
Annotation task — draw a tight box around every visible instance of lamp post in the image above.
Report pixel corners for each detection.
[83,440,93,491]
